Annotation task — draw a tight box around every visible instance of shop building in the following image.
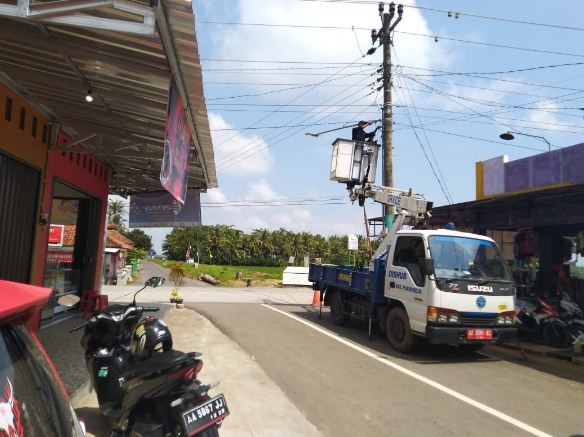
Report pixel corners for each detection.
[0,0,217,325]
[431,144,584,308]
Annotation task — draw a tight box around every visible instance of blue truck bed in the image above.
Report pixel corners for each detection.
[308,259,387,305]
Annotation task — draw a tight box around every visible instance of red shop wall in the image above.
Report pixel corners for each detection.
[36,131,109,291]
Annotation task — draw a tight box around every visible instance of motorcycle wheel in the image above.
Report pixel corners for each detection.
[542,320,569,348]
[567,322,584,343]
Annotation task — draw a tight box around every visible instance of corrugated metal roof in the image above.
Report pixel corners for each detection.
[0,0,217,195]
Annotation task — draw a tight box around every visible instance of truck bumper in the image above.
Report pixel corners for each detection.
[426,326,517,345]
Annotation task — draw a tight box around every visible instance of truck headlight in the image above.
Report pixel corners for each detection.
[428,306,459,324]
[495,311,515,325]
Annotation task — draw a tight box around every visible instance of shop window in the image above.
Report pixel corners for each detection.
[19,107,25,130]
[31,117,38,138]
[4,97,12,121]
[42,124,48,144]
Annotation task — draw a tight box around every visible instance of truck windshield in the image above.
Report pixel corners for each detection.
[428,235,512,282]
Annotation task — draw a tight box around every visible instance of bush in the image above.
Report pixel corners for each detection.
[168,262,186,290]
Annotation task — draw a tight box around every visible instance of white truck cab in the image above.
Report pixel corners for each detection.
[385,229,516,350]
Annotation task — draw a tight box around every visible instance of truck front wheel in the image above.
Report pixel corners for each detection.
[330,290,349,326]
[386,306,419,353]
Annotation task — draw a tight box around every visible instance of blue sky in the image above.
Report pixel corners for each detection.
[139,0,584,252]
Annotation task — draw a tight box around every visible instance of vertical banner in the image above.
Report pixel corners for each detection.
[161,79,192,204]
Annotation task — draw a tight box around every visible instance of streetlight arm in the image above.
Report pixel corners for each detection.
[500,130,551,152]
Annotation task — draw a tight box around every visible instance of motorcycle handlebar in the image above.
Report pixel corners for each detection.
[142,306,160,312]
[70,321,90,333]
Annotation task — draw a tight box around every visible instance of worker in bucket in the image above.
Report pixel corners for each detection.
[352,120,380,142]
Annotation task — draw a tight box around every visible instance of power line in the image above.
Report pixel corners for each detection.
[199,20,584,58]
[213,54,368,150]
[217,82,375,170]
[398,62,584,77]
[217,79,377,171]
[393,123,547,153]
[392,50,454,206]
[296,0,584,32]
[215,70,374,167]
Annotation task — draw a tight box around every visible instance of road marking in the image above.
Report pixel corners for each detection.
[262,304,552,437]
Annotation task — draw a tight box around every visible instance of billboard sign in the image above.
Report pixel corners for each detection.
[160,79,192,204]
[348,233,358,251]
[129,191,201,228]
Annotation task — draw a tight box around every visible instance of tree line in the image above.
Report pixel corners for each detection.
[162,225,377,267]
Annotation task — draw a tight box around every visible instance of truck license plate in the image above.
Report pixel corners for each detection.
[466,329,493,340]
[182,394,229,435]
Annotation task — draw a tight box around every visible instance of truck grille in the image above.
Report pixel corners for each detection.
[460,316,495,326]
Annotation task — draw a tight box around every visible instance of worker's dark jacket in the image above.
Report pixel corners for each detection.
[352,126,375,142]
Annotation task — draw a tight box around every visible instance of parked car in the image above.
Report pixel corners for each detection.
[0,280,85,436]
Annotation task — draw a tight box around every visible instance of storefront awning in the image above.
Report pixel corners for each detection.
[431,184,584,234]
[0,0,217,195]
[104,248,120,253]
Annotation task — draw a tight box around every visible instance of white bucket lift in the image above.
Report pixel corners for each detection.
[330,139,379,185]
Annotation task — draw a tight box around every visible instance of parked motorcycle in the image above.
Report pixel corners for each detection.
[69,277,229,436]
[559,292,584,344]
[516,294,584,348]
[515,296,567,347]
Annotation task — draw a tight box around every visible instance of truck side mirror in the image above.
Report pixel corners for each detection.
[423,258,435,276]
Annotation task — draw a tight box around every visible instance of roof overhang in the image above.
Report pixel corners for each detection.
[431,184,584,234]
[0,0,217,195]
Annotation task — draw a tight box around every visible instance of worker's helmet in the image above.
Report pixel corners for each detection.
[131,316,173,359]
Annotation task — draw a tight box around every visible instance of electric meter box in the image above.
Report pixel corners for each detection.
[330,139,379,185]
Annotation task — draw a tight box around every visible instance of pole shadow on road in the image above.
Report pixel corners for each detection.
[274,304,584,383]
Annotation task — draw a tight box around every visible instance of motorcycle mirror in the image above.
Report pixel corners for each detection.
[145,276,166,288]
[57,294,81,307]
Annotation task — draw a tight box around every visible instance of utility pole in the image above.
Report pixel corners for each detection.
[372,2,403,229]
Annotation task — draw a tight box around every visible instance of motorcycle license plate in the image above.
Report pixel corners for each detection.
[182,394,229,435]
[466,329,493,340]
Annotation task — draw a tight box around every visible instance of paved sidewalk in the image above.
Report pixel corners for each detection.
[74,306,322,437]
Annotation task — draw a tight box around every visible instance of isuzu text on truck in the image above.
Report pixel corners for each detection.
[309,139,517,353]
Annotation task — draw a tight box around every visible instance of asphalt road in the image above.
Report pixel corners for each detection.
[193,302,584,437]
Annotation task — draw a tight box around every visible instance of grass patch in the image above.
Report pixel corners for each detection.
[155,260,284,286]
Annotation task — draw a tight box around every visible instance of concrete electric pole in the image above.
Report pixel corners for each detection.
[373,2,403,229]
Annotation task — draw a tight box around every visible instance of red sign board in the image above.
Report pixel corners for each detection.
[47,250,74,263]
[48,225,64,246]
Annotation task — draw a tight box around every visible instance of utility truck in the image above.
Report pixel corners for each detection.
[308,139,517,353]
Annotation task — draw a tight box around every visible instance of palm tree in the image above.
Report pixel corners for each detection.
[108,199,126,228]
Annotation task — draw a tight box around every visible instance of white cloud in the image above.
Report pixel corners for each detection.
[528,101,562,127]
[212,0,455,99]
[245,179,279,201]
[209,113,273,175]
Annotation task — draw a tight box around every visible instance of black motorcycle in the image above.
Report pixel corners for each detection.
[69,277,229,436]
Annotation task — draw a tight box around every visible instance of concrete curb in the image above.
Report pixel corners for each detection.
[71,381,92,408]
[494,342,584,365]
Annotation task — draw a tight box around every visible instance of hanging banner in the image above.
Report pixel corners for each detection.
[129,191,201,228]
[160,79,192,204]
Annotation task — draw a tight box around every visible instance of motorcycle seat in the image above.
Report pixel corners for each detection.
[123,350,191,379]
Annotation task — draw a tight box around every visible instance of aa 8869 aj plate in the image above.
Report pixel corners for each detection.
[182,394,229,435]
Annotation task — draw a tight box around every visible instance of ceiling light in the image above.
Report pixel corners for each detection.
[85,89,94,103]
